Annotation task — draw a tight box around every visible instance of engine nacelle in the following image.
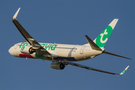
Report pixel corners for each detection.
[50,62,65,70]
[20,47,36,54]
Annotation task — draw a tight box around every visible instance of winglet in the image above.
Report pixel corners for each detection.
[12,7,21,20]
[120,65,129,75]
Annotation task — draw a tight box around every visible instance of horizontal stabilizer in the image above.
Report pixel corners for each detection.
[103,51,131,60]
[85,35,102,51]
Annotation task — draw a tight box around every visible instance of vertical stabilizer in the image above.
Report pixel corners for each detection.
[94,19,118,48]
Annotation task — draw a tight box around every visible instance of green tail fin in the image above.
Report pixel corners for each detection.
[94,19,119,48]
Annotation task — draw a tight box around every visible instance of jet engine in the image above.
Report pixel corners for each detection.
[50,62,65,70]
[20,47,36,54]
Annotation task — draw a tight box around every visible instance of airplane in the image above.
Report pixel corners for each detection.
[9,8,131,75]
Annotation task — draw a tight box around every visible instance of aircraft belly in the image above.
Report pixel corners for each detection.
[10,9,130,75]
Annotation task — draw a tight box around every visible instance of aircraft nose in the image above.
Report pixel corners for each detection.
[8,46,13,55]
[8,46,17,56]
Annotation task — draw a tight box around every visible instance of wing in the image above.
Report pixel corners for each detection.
[63,61,129,75]
[12,8,51,56]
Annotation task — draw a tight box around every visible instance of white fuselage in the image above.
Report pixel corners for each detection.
[9,42,102,61]
[9,8,130,75]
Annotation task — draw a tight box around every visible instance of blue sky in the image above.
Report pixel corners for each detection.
[0,0,135,90]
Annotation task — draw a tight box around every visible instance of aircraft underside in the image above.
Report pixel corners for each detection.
[8,7,131,75]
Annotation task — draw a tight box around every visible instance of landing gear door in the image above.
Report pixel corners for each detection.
[80,46,85,54]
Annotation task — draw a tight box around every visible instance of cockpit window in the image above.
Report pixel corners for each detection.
[13,43,21,49]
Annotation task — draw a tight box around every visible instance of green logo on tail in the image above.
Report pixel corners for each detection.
[95,25,113,47]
